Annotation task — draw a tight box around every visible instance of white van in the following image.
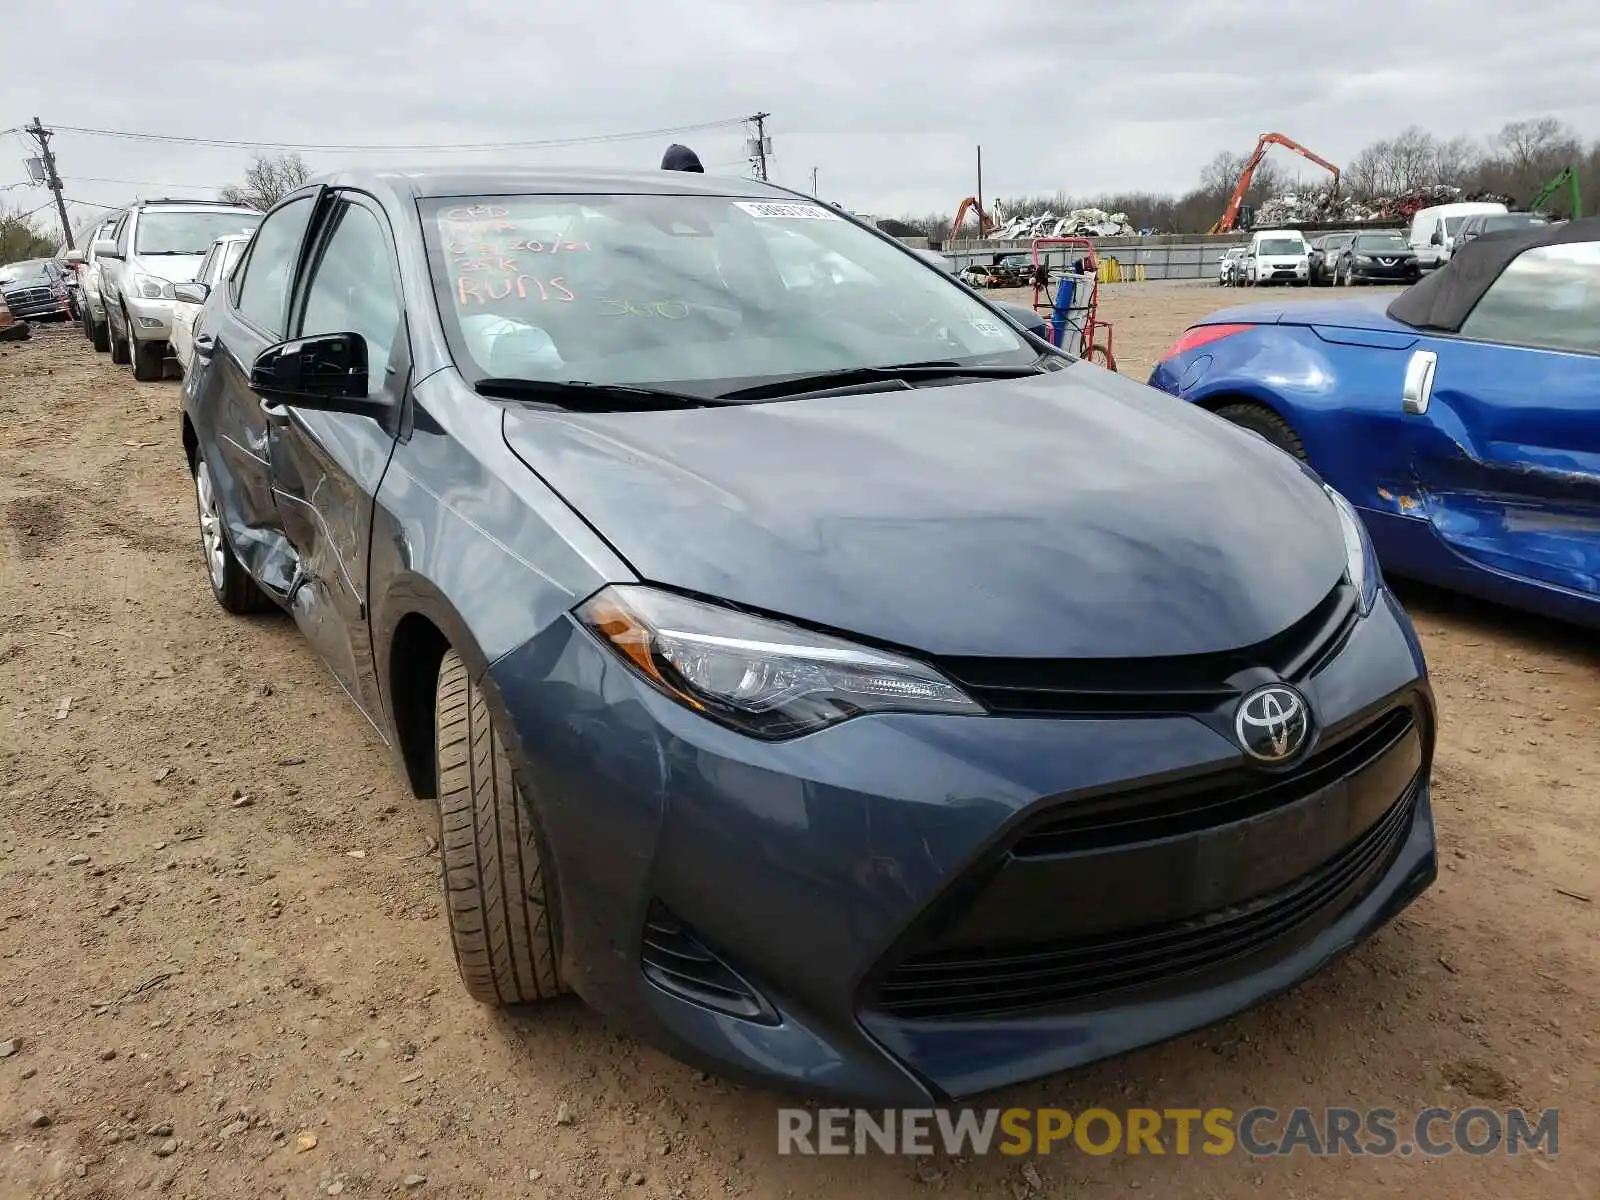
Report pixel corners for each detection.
[1243,229,1309,286]
[1409,201,1508,270]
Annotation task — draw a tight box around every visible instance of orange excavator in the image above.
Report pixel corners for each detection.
[1208,133,1340,234]
[948,196,996,242]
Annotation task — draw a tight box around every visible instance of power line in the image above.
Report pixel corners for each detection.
[64,174,219,189]
[49,116,750,154]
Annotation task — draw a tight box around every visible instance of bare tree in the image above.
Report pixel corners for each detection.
[1431,134,1481,184]
[219,153,313,211]
[1496,118,1571,177]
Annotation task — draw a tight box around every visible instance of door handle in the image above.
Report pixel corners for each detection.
[1401,349,1436,415]
[259,396,291,426]
[193,334,216,362]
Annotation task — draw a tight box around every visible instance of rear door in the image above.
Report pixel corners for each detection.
[188,189,323,594]
[265,191,407,719]
[1403,239,1600,596]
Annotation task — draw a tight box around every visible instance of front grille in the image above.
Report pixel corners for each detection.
[1012,706,1415,856]
[935,581,1356,716]
[875,780,1419,1020]
[640,902,777,1024]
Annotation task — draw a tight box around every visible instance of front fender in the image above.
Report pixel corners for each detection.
[1157,325,1418,514]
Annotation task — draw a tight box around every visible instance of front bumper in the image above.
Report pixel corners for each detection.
[1,290,71,321]
[1350,263,1422,282]
[487,586,1436,1103]
[124,293,176,341]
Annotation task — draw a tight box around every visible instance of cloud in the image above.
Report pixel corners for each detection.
[4,0,1598,226]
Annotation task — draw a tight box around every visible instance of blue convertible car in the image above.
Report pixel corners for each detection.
[1150,218,1599,629]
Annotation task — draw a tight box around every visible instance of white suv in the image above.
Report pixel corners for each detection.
[94,200,262,380]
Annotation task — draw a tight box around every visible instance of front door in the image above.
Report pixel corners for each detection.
[189,192,320,594]
[1404,239,1600,597]
[265,193,407,719]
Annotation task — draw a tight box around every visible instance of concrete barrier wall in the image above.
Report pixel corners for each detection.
[934,226,1405,281]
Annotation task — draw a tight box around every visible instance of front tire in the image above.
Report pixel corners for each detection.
[435,650,565,1006]
[1213,402,1308,461]
[110,304,132,364]
[192,453,275,614]
[132,335,165,381]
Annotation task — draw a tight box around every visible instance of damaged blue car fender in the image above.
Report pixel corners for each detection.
[1150,220,1600,630]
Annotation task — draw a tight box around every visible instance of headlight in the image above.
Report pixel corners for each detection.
[1355,255,1374,265]
[1325,485,1380,616]
[576,585,983,739]
[133,273,175,300]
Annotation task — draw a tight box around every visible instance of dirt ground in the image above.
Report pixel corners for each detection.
[1,285,1596,1200]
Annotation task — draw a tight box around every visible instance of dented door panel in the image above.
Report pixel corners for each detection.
[1407,338,1600,597]
[195,329,296,595]
[269,405,398,720]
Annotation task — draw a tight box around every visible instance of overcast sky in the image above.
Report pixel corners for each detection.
[5,0,1599,231]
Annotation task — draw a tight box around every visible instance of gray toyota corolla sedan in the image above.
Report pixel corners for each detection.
[179,168,1436,1103]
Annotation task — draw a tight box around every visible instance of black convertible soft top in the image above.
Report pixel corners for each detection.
[1387,215,1600,332]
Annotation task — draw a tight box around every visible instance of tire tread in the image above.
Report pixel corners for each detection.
[435,650,563,1005]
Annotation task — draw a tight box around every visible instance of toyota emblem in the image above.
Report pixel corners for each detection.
[1234,685,1310,763]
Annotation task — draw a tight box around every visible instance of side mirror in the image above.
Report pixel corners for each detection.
[1429,231,1442,246]
[250,332,381,414]
[172,281,209,305]
[65,249,85,265]
[93,238,121,260]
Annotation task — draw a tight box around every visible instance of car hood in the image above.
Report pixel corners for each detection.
[1199,294,1414,334]
[502,366,1349,659]
[130,253,206,285]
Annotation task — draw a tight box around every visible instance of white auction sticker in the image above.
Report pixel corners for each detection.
[969,317,1007,337]
[733,201,842,220]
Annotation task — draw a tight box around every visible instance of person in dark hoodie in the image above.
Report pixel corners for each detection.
[661,144,705,172]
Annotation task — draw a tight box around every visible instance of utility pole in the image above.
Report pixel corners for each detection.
[24,117,74,251]
[811,167,818,196]
[976,145,984,237]
[749,112,771,182]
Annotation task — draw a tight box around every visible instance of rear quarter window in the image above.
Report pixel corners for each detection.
[1459,242,1600,355]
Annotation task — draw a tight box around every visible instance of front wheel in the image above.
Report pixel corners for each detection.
[132,336,165,381]
[1213,402,1307,461]
[110,305,132,364]
[193,454,275,614]
[435,649,566,1006]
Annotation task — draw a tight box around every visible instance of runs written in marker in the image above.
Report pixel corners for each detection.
[440,210,591,305]
[457,274,575,306]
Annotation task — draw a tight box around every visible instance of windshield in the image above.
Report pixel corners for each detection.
[0,259,51,282]
[423,194,1036,392]
[1483,214,1547,232]
[1259,239,1304,256]
[1356,235,1409,252]
[136,209,262,255]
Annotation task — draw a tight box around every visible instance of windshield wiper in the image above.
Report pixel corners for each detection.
[716,360,1047,402]
[473,377,734,410]
[137,250,201,256]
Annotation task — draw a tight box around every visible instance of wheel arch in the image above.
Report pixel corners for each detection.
[375,574,497,801]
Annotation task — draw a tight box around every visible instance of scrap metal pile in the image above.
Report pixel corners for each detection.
[991,207,1137,240]
[1255,183,1518,227]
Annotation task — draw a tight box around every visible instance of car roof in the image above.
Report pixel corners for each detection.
[305,166,796,200]
[137,200,260,214]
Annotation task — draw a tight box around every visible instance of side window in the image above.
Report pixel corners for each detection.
[1459,242,1600,355]
[114,214,131,254]
[234,196,315,337]
[297,201,403,393]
